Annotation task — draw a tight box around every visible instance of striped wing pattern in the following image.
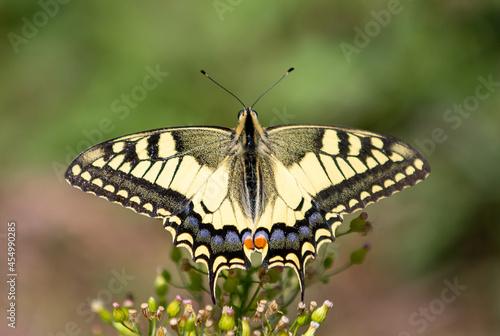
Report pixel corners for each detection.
[66,123,430,303]
[65,127,255,301]
[252,125,430,297]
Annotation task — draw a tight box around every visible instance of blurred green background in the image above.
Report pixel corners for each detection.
[1,1,499,335]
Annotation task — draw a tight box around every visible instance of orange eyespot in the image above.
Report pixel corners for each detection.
[244,237,254,250]
[254,235,268,249]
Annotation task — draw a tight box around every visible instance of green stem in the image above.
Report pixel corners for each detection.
[283,285,300,308]
[242,283,262,315]
[322,261,353,278]
[335,228,353,238]
[176,264,190,289]
[120,322,139,335]
[149,318,156,336]
[191,265,209,276]
[168,281,187,289]
[279,274,285,310]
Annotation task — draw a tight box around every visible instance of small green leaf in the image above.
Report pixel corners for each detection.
[267,268,282,284]
[171,247,182,263]
[323,253,335,269]
[188,269,203,292]
[350,244,371,264]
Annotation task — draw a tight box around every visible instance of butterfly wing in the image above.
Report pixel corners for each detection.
[65,126,252,302]
[258,125,430,298]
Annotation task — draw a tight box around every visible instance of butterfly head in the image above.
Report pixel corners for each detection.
[233,107,269,153]
[237,107,258,121]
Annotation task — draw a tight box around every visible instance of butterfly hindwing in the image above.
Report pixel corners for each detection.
[163,156,253,302]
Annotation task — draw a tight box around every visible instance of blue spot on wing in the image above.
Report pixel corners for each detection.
[199,229,210,239]
[225,231,240,244]
[271,229,285,242]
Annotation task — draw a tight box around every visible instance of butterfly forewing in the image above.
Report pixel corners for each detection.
[66,127,232,216]
[266,125,430,213]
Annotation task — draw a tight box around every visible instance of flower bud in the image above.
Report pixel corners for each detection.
[303,321,320,336]
[155,306,165,321]
[169,317,179,334]
[166,295,182,318]
[123,296,134,309]
[308,301,317,314]
[297,301,306,315]
[349,212,368,232]
[295,312,310,327]
[90,300,112,324]
[156,327,168,336]
[241,316,251,336]
[204,304,213,319]
[141,303,151,319]
[350,244,371,265]
[182,299,194,314]
[204,319,216,335]
[253,306,265,322]
[196,309,205,326]
[268,300,280,315]
[128,309,137,326]
[275,315,289,331]
[112,302,127,323]
[184,310,196,332]
[311,300,333,324]
[148,296,157,312]
[218,306,236,331]
[155,269,168,297]
[257,300,267,311]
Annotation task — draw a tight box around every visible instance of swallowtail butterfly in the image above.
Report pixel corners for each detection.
[66,68,430,303]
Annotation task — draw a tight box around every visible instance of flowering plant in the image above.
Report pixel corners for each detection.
[90,213,372,336]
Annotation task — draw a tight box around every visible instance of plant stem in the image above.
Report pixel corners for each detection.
[242,283,262,315]
[323,261,353,278]
[120,322,139,335]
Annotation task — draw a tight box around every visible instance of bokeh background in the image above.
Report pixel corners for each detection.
[1,1,499,335]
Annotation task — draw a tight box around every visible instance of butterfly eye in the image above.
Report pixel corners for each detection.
[253,110,258,118]
[238,110,244,119]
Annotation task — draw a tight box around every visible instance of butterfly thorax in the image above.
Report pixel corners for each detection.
[230,108,271,222]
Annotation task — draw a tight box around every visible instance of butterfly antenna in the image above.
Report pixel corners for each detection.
[251,67,294,108]
[200,70,246,109]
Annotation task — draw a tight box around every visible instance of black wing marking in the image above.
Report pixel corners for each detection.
[66,126,253,302]
[261,125,430,300]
